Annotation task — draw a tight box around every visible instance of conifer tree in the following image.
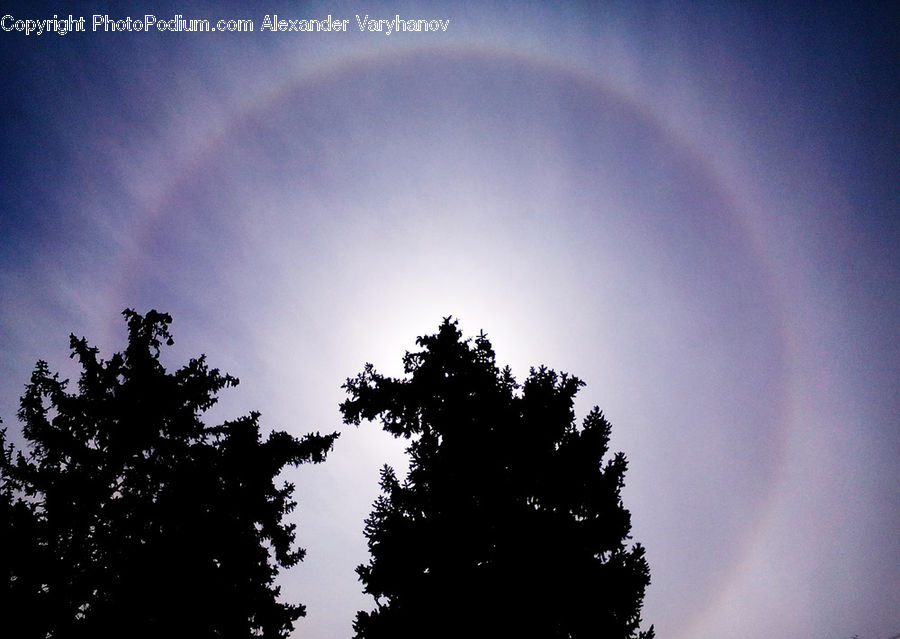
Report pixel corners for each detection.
[342,318,653,639]
[0,310,337,639]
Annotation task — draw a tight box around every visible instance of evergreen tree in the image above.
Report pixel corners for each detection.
[0,310,337,639]
[342,319,653,639]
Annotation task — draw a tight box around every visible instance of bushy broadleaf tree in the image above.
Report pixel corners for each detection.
[342,318,653,639]
[0,310,337,639]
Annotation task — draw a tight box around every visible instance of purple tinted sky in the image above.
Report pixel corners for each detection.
[1,2,897,638]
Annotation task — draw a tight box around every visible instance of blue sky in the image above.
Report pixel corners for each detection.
[1,2,897,638]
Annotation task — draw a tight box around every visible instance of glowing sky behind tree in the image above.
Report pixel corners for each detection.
[1,2,897,638]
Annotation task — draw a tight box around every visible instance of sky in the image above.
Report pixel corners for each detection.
[1,1,898,638]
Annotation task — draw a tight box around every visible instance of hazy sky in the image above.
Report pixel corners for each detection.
[2,2,897,638]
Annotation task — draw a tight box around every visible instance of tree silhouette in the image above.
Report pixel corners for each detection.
[341,318,654,639]
[0,310,337,639]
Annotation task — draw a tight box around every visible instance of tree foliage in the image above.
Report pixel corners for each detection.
[341,319,654,639]
[0,310,337,639]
